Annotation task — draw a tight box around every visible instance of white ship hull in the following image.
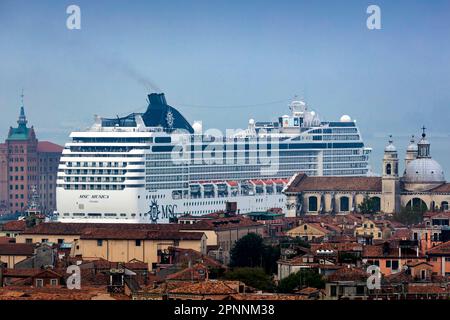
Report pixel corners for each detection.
[57,187,285,223]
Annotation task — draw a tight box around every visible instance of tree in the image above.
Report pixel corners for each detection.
[392,205,425,226]
[230,233,265,268]
[262,245,280,275]
[223,267,274,291]
[281,237,311,248]
[277,269,325,293]
[229,233,281,275]
[25,215,38,228]
[358,196,380,215]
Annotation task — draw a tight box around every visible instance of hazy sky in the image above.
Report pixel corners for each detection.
[1,0,449,174]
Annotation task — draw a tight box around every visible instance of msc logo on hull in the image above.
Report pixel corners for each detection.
[147,200,178,223]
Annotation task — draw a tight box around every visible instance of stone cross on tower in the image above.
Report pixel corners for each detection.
[421,125,426,138]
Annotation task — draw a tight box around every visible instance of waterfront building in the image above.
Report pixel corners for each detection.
[284,129,450,216]
[0,97,63,215]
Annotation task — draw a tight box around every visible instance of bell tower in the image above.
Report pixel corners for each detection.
[382,136,400,214]
[404,135,418,171]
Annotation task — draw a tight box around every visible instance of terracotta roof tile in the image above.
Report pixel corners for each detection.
[3,269,40,277]
[168,247,224,269]
[296,287,322,295]
[231,293,308,300]
[284,173,382,193]
[80,228,204,241]
[169,280,237,295]
[0,286,105,300]
[363,243,422,258]
[21,222,182,235]
[166,264,209,281]
[82,259,148,271]
[327,266,368,282]
[311,242,362,252]
[390,228,412,240]
[1,220,26,232]
[181,216,264,231]
[425,211,450,219]
[427,241,450,255]
[0,243,34,256]
[384,270,412,284]
[407,284,449,294]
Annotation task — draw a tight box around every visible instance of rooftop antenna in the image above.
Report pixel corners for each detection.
[20,89,24,106]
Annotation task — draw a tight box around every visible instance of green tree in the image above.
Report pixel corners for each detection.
[25,215,38,228]
[277,269,325,293]
[358,196,380,215]
[230,233,265,268]
[223,267,274,291]
[392,205,425,226]
[229,233,281,275]
[281,237,311,248]
[262,245,280,275]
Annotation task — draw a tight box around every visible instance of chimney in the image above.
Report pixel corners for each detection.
[148,93,166,105]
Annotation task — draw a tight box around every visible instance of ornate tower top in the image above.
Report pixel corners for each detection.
[17,89,28,127]
[417,125,430,158]
[384,135,397,153]
[7,89,35,141]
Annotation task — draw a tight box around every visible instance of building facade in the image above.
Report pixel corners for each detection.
[0,99,63,215]
[284,129,450,216]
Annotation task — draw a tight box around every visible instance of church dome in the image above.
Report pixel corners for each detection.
[407,136,418,152]
[385,144,396,152]
[402,127,445,192]
[384,136,396,152]
[404,158,445,184]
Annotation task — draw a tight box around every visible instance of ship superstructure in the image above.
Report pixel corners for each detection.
[56,93,371,223]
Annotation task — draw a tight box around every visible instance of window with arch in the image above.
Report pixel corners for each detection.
[340,196,350,212]
[371,197,381,212]
[406,198,428,212]
[441,201,449,211]
[386,163,392,175]
[308,196,318,212]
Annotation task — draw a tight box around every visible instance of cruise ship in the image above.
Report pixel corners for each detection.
[56,93,372,223]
